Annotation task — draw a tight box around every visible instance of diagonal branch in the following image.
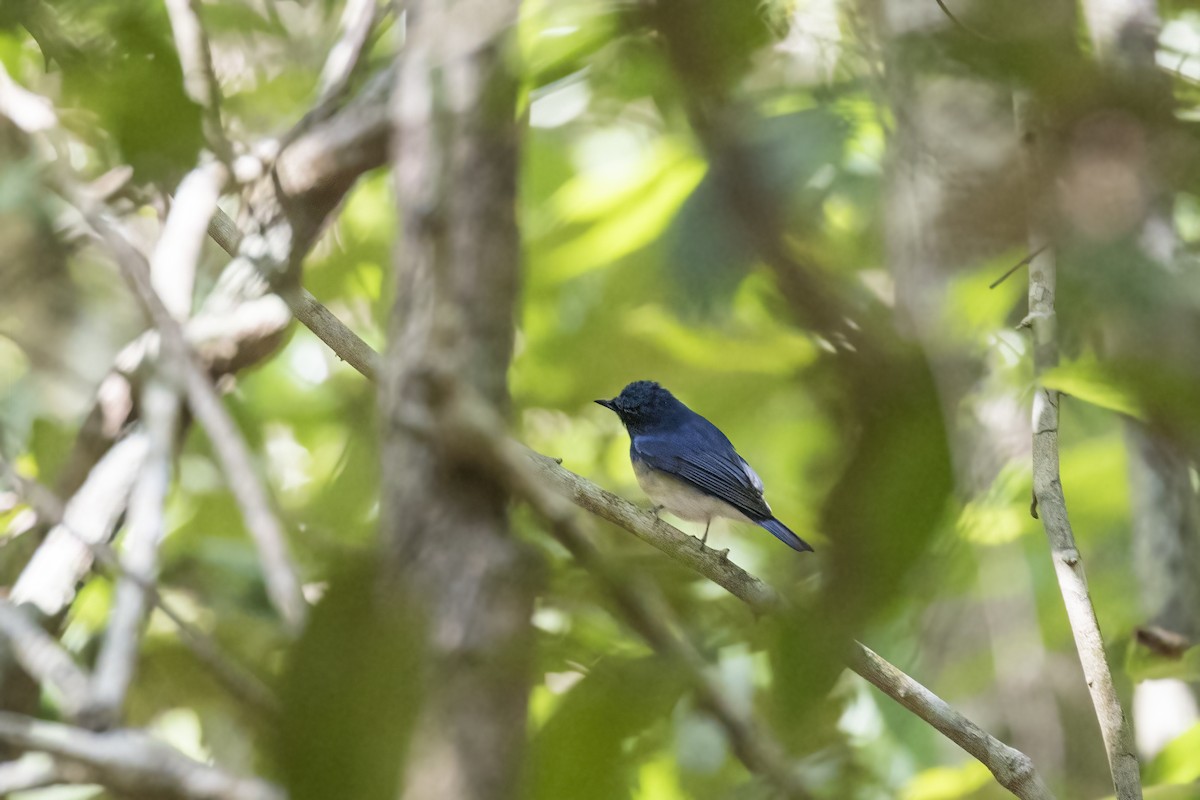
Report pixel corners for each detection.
[1,457,278,718]
[269,284,1054,800]
[87,213,309,634]
[282,0,385,147]
[0,712,283,800]
[87,166,216,726]
[0,602,91,719]
[164,0,234,162]
[427,376,813,799]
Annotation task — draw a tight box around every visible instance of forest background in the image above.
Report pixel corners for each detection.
[0,0,1198,799]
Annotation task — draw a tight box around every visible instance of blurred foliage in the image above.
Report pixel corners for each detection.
[2,0,1200,799]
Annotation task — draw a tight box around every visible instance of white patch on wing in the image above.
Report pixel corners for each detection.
[739,456,765,494]
[633,461,753,523]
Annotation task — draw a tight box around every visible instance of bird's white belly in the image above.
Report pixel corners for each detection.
[633,461,751,523]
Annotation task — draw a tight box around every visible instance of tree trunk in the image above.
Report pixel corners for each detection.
[381,5,535,798]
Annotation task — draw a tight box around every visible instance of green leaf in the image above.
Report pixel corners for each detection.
[901,760,992,800]
[525,655,689,800]
[1126,641,1200,684]
[1147,723,1200,786]
[279,558,426,800]
[1040,359,1145,419]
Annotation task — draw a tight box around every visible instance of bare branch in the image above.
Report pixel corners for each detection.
[0,712,284,800]
[207,206,380,380]
[87,214,309,634]
[164,0,234,162]
[2,450,277,719]
[155,166,223,319]
[0,753,67,794]
[1017,97,1142,800]
[0,603,91,719]
[88,166,217,725]
[284,293,1054,799]
[525,450,779,610]
[849,645,1053,799]
[425,377,813,798]
[317,0,383,103]
[12,433,150,618]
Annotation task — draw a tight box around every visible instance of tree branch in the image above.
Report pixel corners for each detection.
[0,753,69,794]
[87,212,309,634]
[276,282,1054,799]
[1017,97,1142,800]
[0,602,91,719]
[11,433,150,618]
[428,376,813,798]
[0,712,284,800]
[87,165,214,726]
[282,0,385,147]
[164,0,234,162]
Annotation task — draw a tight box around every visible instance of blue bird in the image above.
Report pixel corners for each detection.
[596,381,813,553]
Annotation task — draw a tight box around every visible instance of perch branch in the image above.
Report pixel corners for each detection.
[428,377,812,799]
[282,295,1054,800]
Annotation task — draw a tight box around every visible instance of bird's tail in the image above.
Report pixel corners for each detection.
[758,518,814,553]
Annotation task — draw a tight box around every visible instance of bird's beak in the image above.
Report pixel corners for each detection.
[594,398,616,411]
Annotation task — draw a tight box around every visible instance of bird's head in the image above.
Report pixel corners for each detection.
[595,381,683,431]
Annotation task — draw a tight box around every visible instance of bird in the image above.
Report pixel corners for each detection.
[596,380,813,553]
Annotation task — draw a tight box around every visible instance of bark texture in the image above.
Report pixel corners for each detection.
[382,4,535,798]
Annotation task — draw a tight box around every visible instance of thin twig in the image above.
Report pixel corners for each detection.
[164,0,235,162]
[316,0,383,109]
[208,206,380,380]
[89,541,280,718]
[281,0,385,148]
[0,712,284,800]
[933,0,996,42]
[1017,95,1142,800]
[848,645,1052,797]
[989,244,1048,289]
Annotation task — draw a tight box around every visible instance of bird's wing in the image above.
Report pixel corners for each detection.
[632,424,772,521]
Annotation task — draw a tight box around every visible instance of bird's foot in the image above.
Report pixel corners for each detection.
[716,548,730,563]
[649,504,665,519]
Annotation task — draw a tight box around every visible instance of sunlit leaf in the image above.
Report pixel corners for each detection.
[1041,359,1145,419]
[901,760,992,800]
[525,655,689,800]
[1147,723,1200,786]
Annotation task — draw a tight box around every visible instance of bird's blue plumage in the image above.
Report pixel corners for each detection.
[596,381,813,553]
